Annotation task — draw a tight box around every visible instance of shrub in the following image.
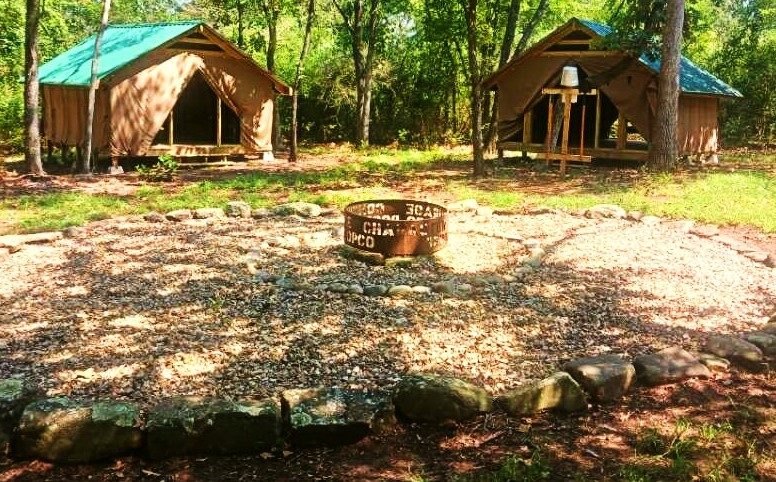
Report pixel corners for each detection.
[137,155,179,182]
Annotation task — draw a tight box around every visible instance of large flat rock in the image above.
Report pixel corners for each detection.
[563,354,635,402]
[0,231,63,249]
[705,335,765,372]
[495,372,587,415]
[393,374,492,423]
[744,331,776,357]
[12,398,142,463]
[283,388,394,447]
[633,347,711,386]
[146,397,280,458]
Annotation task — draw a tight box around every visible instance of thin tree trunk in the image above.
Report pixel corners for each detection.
[290,0,316,163]
[83,0,111,174]
[648,0,684,171]
[463,0,485,177]
[236,0,245,48]
[260,0,280,152]
[24,0,44,176]
[513,0,548,56]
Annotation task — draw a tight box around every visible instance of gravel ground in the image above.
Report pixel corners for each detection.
[1,209,774,407]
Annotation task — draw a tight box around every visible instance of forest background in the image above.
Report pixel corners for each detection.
[0,0,773,154]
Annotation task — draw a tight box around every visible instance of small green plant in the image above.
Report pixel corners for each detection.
[137,154,179,181]
[635,428,667,456]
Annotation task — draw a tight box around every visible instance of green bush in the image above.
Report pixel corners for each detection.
[136,154,179,182]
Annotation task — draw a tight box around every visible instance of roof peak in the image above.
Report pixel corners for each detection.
[104,20,203,29]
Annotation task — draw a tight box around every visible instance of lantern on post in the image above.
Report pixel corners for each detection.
[541,65,596,174]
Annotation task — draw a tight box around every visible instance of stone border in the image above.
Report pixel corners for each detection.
[1,325,773,464]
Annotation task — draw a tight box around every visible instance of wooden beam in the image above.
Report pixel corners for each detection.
[594,92,601,149]
[523,110,532,147]
[498,142,648,161]
[560,96,572,174]
[616,112,627,150]
[216,97,222,147]
[540,51,617,57]
[168,113,174,146]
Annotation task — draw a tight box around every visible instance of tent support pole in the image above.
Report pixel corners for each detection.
[594,92,601,149]
[168,114,174,146]
[217,97,222,147]
[616,112,626,150]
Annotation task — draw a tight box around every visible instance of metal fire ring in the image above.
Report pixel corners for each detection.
[344,199,447,257]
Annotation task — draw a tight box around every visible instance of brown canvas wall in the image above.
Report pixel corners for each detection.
[108,50,274,156]
[41,85,110,148]
[678,96,718,154]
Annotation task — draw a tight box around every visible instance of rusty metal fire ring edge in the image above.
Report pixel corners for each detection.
[343,199,448,257]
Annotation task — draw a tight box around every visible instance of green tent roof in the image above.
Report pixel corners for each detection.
[39,21,202,87]
[578,19,742,97]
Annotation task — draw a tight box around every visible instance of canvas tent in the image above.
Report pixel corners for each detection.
[38,21,291,159]
[484,18,742,162]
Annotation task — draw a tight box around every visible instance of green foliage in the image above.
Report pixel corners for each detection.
[136,154,180,181]
[453,451,552,482]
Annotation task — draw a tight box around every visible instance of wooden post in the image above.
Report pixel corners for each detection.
[560,92,572,174]
[523,110,532,148]
[594,92,601,149]
[580,102,586,157]
[168,113,174,146]
[545,95,553,168]
[616,112,627,150]
[216,97,222,146]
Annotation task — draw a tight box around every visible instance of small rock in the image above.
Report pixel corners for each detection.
[764,255,776,268]
[347,284,364,295]
[251,208,272,218]
[412,285,432,295]
[743,331,776,356]
[363,285,389,297]
[63,226,86,238]
[146,397,280,458]
[522,238,542,249]
[563,355,635,402]
[447,199,479,212]
[275,278,296,290]
[226,201,252,218]
[340,246,384,265]
[193,207,225,219]
[585,204,626,219]
[705,335,765,372]
[393,374,491,423]
[387,285,414,297]
[385,257,415,269]
[430,281,457,294]
[283,388,394,447]
[273,202,322,218]
[495,372,587,415]
[253,270,279,283]
[689,225,720,238]
[632,347,711,386]
[13,398,142,463]
[475,207,494,217]
[143,212,166,223]
[327,282,350,294]
[165,209,192,222]
[698,353,730,373]
[502,274,517,283]
[627,211,644,221]
[640,215,661,225]
[0,231,63,248]
[669,220,695,233]
[743,251,769,263]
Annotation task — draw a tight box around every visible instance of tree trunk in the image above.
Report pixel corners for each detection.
[236,0,245,48]
[83,0,112,174]
[260,0,280,152]
[333,0,379,146]
[290,0,316,163]
[463,0,485,177]
[648,0,684,171]
[24,0,44,176]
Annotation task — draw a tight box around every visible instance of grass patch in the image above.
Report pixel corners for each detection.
[453,451,552,482]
